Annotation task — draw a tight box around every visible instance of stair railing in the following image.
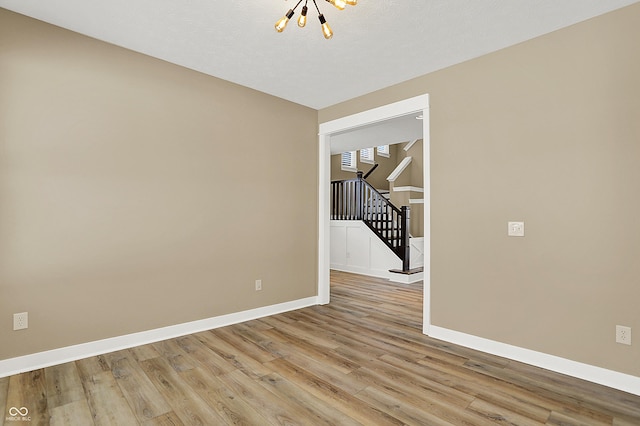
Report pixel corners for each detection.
[362,163,378,180]
[331,171,411,271]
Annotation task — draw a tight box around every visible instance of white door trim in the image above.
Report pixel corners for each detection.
[317,94,431,334]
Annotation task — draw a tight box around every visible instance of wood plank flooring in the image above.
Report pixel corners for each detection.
[2,270,640,425]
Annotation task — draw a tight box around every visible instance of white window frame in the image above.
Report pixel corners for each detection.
[377,145,390,158]
[341,151,357,172]
[359,147,375,164]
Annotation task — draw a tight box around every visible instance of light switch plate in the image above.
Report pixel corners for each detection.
[508,221,525,237]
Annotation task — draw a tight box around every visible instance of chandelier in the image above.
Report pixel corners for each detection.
[275,0,357,40]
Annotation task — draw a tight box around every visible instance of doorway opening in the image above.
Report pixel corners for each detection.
[318,94,431,334]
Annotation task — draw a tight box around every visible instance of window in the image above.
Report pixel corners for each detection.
[341,151,357,171]
[377,145,390,158]
[360,147,375,164]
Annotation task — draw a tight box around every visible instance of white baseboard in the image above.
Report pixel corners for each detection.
[429,325,640,397]
[388,272,424,284]
[331,265,423,284]
[330,264,394,280]
[0,296,318,378]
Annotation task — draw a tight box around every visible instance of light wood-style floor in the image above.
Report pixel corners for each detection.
[2,271,640,425]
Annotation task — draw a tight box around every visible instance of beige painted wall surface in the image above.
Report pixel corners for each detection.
[330,154,359,182]
[320,4,640,377]
[390,140,424,237]
[392,140,423,189]
[330,144,398,191]
[0,10,318,360]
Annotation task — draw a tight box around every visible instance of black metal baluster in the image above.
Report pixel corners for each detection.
[401,206,410,271]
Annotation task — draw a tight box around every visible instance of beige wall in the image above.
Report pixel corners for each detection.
[330,153,358,182]
[330,144,399,191]
[0,10,318,360]
[390,140,424,237]
[321,4,640,377]
[392,140,423,188]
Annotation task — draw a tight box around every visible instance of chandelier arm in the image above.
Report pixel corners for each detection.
[311,0,322,15]
[292,0,304,12]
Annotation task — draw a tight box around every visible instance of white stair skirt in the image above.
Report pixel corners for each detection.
[330,220,423,283]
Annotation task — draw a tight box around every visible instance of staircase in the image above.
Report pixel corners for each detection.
[331,171,412,272]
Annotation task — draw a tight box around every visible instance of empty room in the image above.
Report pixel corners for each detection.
[1,1,639,424]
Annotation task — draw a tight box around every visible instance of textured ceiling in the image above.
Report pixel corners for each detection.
[1,0,638,109]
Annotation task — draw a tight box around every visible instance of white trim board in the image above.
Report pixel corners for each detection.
[429,326,640,397]
[403,139,419,152]
[0,296,318,378]
[319,95,429,135]
[394,186,424,193]
[386,157,412,182]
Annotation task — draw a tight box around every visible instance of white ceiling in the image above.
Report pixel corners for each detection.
[1,0,638,111]
[329,113,424,154]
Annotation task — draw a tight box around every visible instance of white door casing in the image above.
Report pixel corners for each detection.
[317,94,430,334]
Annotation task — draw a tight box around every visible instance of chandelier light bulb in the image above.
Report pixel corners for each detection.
[298,6,308,27]
[326,0,346,11]
[275,9,295,32]
[275,0,346,40]
[319,14,333,39]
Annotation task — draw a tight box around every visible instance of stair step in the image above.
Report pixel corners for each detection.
[389,266,424,275]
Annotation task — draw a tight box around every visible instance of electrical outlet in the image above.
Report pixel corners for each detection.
[255,279,262,291]
[508,221,525,237]
[616,325,631,345]
[13,312,28,330]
